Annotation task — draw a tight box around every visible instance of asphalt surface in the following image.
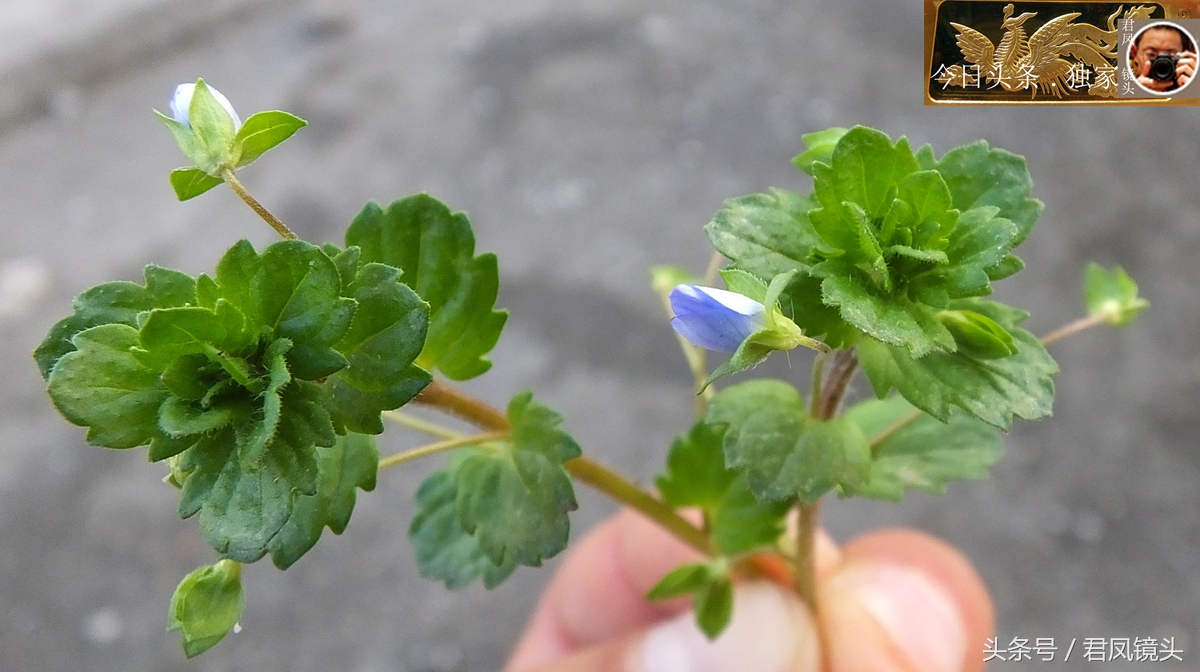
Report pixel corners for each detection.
[1,0,1197,670]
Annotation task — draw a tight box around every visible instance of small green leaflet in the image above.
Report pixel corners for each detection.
[791,127,848,176]
[409,460,518,589]
[345,195,507,380]
[857,299,1058,431]
[46,324,170,449]
[705,380,870,504]
[657,421,790,556]
[167,560,244,658]
[233,110,306,168]
[408,392,580,588]
[169,168,224,201]
[268,433,379,569]
[646,561,735,639]
[326,259,432,434]
[842,395,1002,501]
[1083,262,1149,327]
[34,264,197,379]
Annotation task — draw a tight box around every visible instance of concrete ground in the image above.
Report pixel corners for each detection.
[1,0,1196,670]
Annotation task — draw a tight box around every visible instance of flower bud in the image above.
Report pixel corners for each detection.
[169,82,241,129]
[669,285,767,352]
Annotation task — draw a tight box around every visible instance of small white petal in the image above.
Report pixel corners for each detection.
[168,82,242,129]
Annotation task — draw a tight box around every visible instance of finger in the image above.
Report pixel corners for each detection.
[505,509,702,670]
[517,582,822,672]
[819,529,994,672]
[506,509,840,670]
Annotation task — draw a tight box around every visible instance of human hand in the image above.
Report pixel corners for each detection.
[1175,51,1196,88]
[505,510,993,672]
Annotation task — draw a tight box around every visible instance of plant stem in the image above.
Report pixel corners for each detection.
[1040,314,1106,347]
[415,380,511,431]
[381,410,464,440]
[790,349,859,611]
[378,431,509,471]
[413,380,716,556]
[869,408,923,456]
[809,350,829,417]
[816,350,858,420]
[566,456,715,555]
[794,501,821,608]
[221,169,297,240]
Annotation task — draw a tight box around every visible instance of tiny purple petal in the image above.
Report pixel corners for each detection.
[668,284,766,352]
[169,82,241,129]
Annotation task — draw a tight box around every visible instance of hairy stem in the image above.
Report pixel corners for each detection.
[791,349,859,610]
[413,380,716,556]
[817,350,858,420]
[794,501,821,606]
[1040,314,1106,347]
[869,408,923,456]
[222,169,297,240]
[382,410,464,440]
[378,431,509,471]
[566,457,715,555]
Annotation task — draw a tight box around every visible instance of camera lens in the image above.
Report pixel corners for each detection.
[1150,53,1178,82]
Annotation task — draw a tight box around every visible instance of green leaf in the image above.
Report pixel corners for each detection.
[345,195,507,380]
[178,422,317,562]
[133,305,250,372]
[792,127,849,176]
[169,168,223,201]
[202,239,356,380]
[46,324,170,449]
[233,110,307,168]
[167,559,244,658]
[704,190,855,346]
[843,396,1002,500]
[455,392,581,567]
[409,462,517,589]
[810,126,921,230]
[268,433,379,569]
[810,259,956,357]
[694,575,735,640]
[646,561,735,640]
[913,206,1017,301]
[657,422,737,509]
[937,308,1018,359]
[327,261,432,434]
[1084,262,1149,327]
[34,265,197,379]
[706,190,820,280]
[857,299,1059,430]
[706,380,869,503]
[657,421,789,556]
[916,140,1043,248]
[646,563,713,600]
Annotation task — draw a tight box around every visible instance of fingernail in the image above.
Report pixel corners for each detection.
[635,583,818,672]
[850,565,965,672]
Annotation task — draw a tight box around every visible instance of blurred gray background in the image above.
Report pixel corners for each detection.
[1,0,1196,670]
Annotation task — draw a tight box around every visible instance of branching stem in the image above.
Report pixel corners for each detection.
[378,431,509,471]
[381,410,464,440]
[412,380,716,556]
[222,169,297,240]
[1040,314,1106,347]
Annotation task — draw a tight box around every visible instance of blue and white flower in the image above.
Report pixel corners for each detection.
[669,284,767,352]
[169,82,241,129]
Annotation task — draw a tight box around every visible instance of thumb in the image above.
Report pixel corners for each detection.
[634,582,820,672]
[819,529,994,672]
[521,581,821,672]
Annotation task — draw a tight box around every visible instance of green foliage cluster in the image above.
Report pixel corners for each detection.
[37,99,1152,658]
